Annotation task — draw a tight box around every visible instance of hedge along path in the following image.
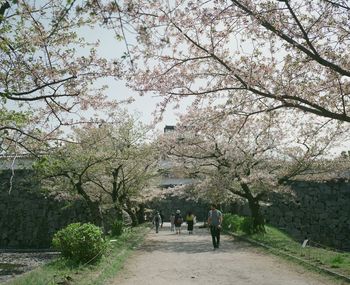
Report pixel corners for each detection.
[109,223,343,285]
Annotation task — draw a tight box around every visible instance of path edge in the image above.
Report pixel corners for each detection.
[228,232,350,284]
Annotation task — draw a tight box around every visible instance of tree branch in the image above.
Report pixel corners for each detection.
[231,0,350,77]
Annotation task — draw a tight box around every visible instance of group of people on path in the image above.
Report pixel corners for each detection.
[170,210,196,234]
[154,210,195,235]
[152,204,223,250]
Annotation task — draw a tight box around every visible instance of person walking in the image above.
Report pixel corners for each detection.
[153,211,162,233]
[159,210,165,228]
[174,210,183,234]
[185,211,195,234]
[170,213,175,232]
[208,204,223,249]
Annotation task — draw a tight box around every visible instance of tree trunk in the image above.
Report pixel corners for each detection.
[112,203,121,220]
[75,182,104,228]
[247,197,266,233]
[112,167,124,221]
[240,182,266,233]
[125,199,138,226]
[136,203,146,224]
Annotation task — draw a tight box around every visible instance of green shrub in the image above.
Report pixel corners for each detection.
[222,214,263,234]
[240,216,255,234]
[222,214,244,232]
[111,219,124,237]
[330,255,345,265]
[52,223,107,263]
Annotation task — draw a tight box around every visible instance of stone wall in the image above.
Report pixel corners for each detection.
[1,169,349,250]
[225,179,350,250]
[262,180,350,250]
[0,170,91,249]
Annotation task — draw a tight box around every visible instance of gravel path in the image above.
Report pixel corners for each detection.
[109,223,342,285]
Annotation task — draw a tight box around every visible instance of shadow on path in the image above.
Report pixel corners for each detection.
[143,223,254,254]
[109,223,340,285]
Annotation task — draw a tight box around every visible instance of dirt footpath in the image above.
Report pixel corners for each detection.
[109,223,343,285]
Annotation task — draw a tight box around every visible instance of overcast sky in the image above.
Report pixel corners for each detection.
[83,25,190,130]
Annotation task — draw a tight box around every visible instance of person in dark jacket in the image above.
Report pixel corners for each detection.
[174,210,183,234]
[159,210,165,228]
[152,211,162,233]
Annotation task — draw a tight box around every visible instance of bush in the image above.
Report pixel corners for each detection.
[52,223,107,263]
[240,216,255,234]
[222,214,244,232]
[330,255,345,266]
[222,214,262,234]
[111,219,124,237]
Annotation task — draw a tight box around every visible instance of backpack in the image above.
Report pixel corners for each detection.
[175,215,183,225]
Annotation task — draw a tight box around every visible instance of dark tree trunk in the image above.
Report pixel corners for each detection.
[113,202,124,221]
[111,166,124,221]
[112,167,121,204]
[124,198,138,226]
[240,182,266,233]
[247,197,265,233]
[75,182,104,228]
[136,204,146,224]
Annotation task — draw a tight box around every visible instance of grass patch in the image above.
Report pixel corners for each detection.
[238,225,350,278]
[6,225,150,285]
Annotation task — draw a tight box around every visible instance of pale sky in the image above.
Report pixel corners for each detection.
[84,25,190,130]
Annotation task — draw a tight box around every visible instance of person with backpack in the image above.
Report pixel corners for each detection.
[208,204,223,249]
[153,211,162,233]
[174,210,183,234]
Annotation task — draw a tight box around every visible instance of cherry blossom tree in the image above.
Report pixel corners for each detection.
[83,115,159,225]
[158,107,339,231]
[3,1,349,154]
[0,0,122,156]
[35,109,158,228]
[99,0,350,126]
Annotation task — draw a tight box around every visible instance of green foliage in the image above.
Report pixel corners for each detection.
[111,220,124,237]
[330,255,345,268]
[7,225,150,285]
[222,214,257,234]
[240,216,256,235]
[33,155,65,173]
[222,214,244,232]
[0,108,31,125]
[52,223,107,263]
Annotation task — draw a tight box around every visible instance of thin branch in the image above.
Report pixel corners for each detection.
[323,0,350,10]
[3,76,77,98]
[230,0,350,77]
[284,1,319,56]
